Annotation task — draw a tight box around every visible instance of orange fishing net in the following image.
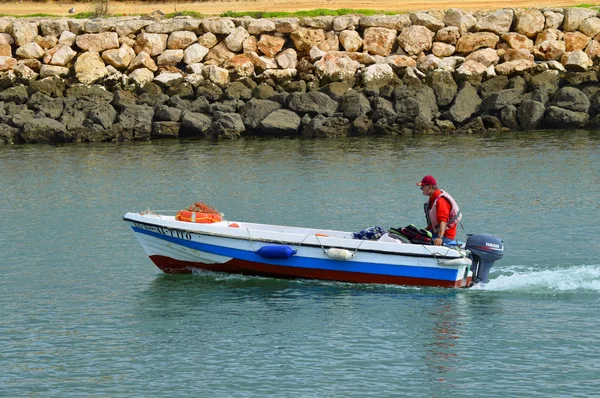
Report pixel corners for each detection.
[183,202,220,214]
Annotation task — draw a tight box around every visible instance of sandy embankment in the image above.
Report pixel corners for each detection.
[1,0,591,16]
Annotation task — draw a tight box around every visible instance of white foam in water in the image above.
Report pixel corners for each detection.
[478,264,600,292]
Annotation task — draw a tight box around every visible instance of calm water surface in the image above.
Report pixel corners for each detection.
[1,131,600,397]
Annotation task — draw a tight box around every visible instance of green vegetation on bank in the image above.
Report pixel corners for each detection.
[1,4,600,19]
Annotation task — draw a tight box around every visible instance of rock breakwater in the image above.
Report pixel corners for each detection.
[2,8,600,143]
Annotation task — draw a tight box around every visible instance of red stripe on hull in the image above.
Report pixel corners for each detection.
[149,255,472,288]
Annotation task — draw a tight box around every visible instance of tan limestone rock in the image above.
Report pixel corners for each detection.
[495,59,535,75]
[167,31,198,50]
[564,31,591,52]
[49,45,78,66]
[465,47,499,66]
[198,32,218,49]
[224,26,250,52]
[474,9,514,35]
[362,27,397,57]
[12,21,38,46]
[515,9,545,38]
[39,64,69,78]
[561,50,593,71]
[339,30,362,52]
[224,54,255,77]
[398,25,434,56]
[290,27,326,52]
[205,42,236,65]
[276,48,298,69]
[257,35,286,58]
[75,52,108,84]
[133,33,168,56]
[76,32,119,53]
[15,42,44,59]
[157,49,184,66]
[456,32,499,53]
[502,33,533,50]
[128,51,158,72]
[435,27,460,45]
[102,44,135,70]
[183,43,209,64]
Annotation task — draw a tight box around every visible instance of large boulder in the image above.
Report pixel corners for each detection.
[27,92,64,118]
[474,9,514,35]
[209,112,245,139]
[445,82,481,123]
[76,32,119,52]
[517,100,545,130]
[456,32,500,53]
[290,27,326,52]
[180,111,212,137]
[239,99,281,129]
[397,25,434,55]
[259,109,301,136]
[75,52,108,84]
[288,91,339,116]
[340,90,371,119]
[551,86,590,113]
[362,27,397,56]
[543,106,589,127]
[118,104,154,139]
[21,118,67,143]
[427,69,457,107]
[481,89,524,111]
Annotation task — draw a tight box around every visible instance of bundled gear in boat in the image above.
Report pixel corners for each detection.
[389,225,433,245]
[352,226,386,240]
[176,202,223,223]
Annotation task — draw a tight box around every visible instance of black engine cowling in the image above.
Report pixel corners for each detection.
[465,234,504,284]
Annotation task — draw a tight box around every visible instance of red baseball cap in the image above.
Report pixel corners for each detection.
[417,175,437,186]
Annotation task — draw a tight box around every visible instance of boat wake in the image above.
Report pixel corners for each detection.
[477,264,600,292]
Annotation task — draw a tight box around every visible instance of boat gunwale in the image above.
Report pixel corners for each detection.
[124,214,466,261]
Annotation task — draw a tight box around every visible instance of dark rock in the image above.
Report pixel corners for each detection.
[118,104,154,140]
[580,85,600,99]
[60,107,87,130]
[564,71,598,86]
[288,91,339,116]
[455,117,486,134]
[586,114,600,128]
[73,124,120,143]
[0,123,19,144]
[166,82,195,99]
[5,103,27,116]
[137,92,169,107]
[352,116,372,136]
[414,117,441,134]
[210,111,245,139]
[66,85,113,102]
[239,99,282,129]
[394,86,438,122]
[155,105,183,122]
[370,97,397,122]
[543,106,589,128]
[189,96,210,113]
[259,109,301,136]
[428,69,457,106]
[364,86,379,97]
[151,121,180,138]
[517,100,545,130]
[280,80,307,93]
[340,91,371,120]
[445,83,481,123]
[481,89,523,111]
[196,82,223,102]
[27,77,65,98]
[225,81,252,100]
[321,82,351,102]
[482,115,502,130]
[0,85,28,104]
[167,95,190,110]
[590,90,600,112]
[10,109,35,128]
[21,118,68,143]
[378,85,395,100]
[500,105,519,129]
[529,70,560,95]
[479,76,509,99]
[302,115,351,137]
[551,87,590,113]
[180,111,212,138]
[369,119,403,135]
[209,100,238,114]
[253,83,276,100]
[237,77,257,90]
[137,81,163,95]
[269,92,289,106]
[523,89,551,105]
[508,76,527,94]
[113,90,137,110]
[88,102,117,129]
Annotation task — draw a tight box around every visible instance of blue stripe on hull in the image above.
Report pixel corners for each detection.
[132,227,459,282]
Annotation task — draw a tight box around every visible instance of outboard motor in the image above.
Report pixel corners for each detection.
[465,234,504,284]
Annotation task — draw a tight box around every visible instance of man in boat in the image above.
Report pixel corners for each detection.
[417,175,462,246]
